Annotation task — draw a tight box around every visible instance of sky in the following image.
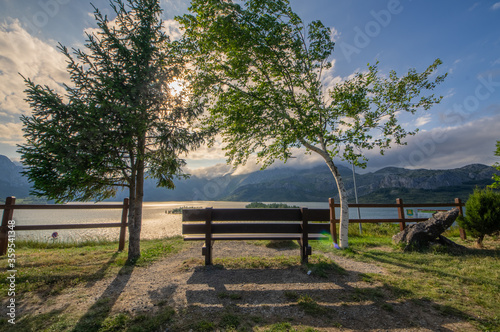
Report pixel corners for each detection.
[0,0,499,176]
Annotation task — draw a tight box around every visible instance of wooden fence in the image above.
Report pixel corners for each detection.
[328,197,467,243]
[0,196,466,256]
[0,196,129,255]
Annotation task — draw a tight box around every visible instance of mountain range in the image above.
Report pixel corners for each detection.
[1,154,497,204]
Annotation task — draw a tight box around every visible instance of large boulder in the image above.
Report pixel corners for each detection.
[393,208,465,251]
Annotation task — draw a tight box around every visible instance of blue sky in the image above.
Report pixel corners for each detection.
[0,0,499,174]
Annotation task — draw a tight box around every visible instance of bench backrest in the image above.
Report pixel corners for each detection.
[182,208,331,235]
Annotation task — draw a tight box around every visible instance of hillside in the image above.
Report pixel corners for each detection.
[0,155,31,201]
[1,154,497,203]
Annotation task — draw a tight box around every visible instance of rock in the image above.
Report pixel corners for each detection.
[392,208,464,251]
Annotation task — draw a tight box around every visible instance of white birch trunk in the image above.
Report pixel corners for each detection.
[325,158,350,248]
[298,139,350,248]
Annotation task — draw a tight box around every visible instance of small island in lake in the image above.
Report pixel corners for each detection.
[245,202,300,209]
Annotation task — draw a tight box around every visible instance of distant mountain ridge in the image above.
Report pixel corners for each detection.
[0,155,31,200]
[0,154,497,203]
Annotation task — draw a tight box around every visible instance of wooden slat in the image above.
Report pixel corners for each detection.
[183,234,330,241]
[183,208,305,222]
[330,203,464,208]
[182,223,206,234]
[183,222,302,235]
[0,204,125,210]
[309,223,330,234]
[212,208,303,221]
[332,218,428,223]
[213,222,301,234]
[185,234,302,241]
[182,209,209,221]
[307,209,330,221]
[15,223,125,230]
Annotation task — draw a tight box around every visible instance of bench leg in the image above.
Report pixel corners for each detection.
[298,239,312,264]
[300,244,312,264]
[202,242,213,265]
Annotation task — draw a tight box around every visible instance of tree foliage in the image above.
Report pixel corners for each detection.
[19,0,203,261]
[178,0,446,248]
[457,187,500,246]
[490,141,500,189]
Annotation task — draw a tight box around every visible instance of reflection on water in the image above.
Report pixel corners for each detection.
[11,201,400,242]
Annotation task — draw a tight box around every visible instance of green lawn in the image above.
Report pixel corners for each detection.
[1,227,498,331]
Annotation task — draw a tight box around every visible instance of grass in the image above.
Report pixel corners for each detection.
[1,226,499,331]
[312,223,500,331]
[0,236,186,298]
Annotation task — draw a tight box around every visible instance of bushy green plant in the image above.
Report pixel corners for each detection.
[490,140,500,189]
[457,187,500,246]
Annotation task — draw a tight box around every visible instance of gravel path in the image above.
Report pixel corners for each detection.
[18,241,477,331]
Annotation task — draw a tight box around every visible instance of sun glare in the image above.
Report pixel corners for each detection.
[169,79,185,96]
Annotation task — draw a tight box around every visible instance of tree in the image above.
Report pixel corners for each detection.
[178,0,446,248]
[457,188,500,247]
[489,141,500,189]
[18,0,203,261]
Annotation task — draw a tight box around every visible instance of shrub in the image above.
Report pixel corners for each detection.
[457,188,500,246]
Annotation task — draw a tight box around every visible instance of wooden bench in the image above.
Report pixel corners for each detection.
[182,207,332,265]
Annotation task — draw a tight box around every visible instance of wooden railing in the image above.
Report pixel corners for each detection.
[328,197,467,243]
[0,195,467,255]
[0,196,129,255]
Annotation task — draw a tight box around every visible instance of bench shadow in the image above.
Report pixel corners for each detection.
[183,263,472,331]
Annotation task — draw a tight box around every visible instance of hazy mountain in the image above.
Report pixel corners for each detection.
[0,155,31,200]
[1,154,497,203]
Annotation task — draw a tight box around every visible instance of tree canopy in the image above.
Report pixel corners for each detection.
[178,0,446,247]
[19,0,203,260]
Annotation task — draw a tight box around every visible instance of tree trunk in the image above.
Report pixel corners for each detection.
[298,139,350,248]
[325,158,349,248]
[127,154,145,262]
[476,234,485,248]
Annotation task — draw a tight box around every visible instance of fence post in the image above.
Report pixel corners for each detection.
[455,198,467,240]
[396,198,406,231]
[118,198,129,251]
[329,198,338,245]
[0,196,16,256]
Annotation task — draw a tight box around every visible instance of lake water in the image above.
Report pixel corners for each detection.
[9,201,447,242]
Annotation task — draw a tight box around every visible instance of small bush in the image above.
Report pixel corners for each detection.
[457,187,500,246]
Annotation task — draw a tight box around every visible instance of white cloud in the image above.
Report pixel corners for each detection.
[415,114,432,127]
[468,2,480,11]
[186,163,233,179]
[0,122,24,145]
[492,2,500,10]
[361,113,500,172]
[329,26,340,42]
[0,18,69,120]
[163,19,182,41]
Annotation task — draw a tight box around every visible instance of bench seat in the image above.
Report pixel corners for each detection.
[183,234,329,241]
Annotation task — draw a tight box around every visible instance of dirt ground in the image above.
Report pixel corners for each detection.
[17,241,478,331]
